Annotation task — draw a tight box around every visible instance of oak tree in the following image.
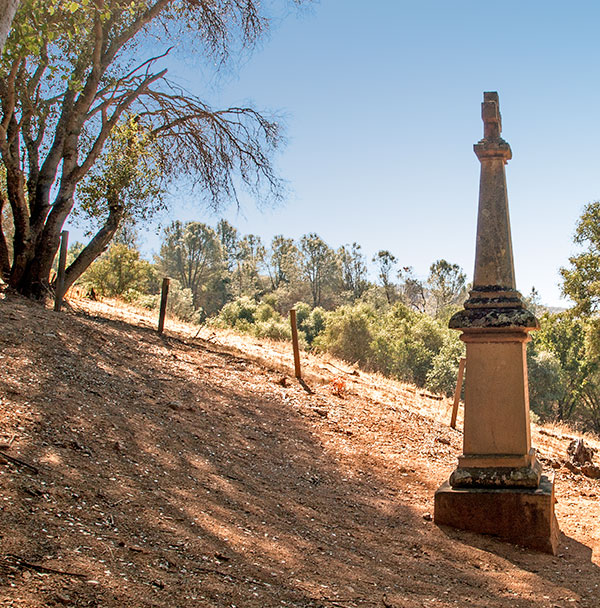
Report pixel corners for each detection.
[561,200,600,315]
[0,0,19,52]
[0,0,305,298]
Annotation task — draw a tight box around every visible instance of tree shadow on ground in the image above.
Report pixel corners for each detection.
[438,525,599,607]
[0,294,599,608]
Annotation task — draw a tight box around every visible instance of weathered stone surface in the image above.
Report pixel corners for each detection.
[450,92,539,331]
[450,457,542,488]
[435,92,559,549]
[434,475,559,554]
[470,93,516,292]
[449,306,539,330]
[459,337,532,460]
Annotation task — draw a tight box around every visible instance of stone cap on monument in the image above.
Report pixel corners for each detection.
[473,92,512,163]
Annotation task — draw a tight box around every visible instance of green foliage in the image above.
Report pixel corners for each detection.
[217,296,258,330]
[74,115,165,228]
[164,282,201,324]
[213,295,291,342]
[427,259,467,318]
[266,235,299,291]
[338,242,368,302]
[83,243,155,297]
[527,349,565,421]
[370,307,449,386]
[128,280,199,323]
[373,250,397,304]
[527,311,600,431]
[287,296,458,397]
[4,0,93,62]
[157,221,225,313]
[256,300,278,322]
[561,201,600,315]
[314,304,376,367]
[253,317,292,342]
[300,233,339,308]
[294,301,312,326]
[294,302,326,346]
[232,234,266,298]
[216,220,239,273]
[425,336,465,397]
[312,301,459,389]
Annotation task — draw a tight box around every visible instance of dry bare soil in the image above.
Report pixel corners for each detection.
[0,290,599,608]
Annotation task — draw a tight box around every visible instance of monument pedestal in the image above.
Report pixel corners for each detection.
[434,475,559,554]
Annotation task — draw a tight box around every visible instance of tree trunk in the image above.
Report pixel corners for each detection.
[0,0,19,53]
[11,195,71,299]
[0,191,11,279]
[61,203,124,294]
[6,163,34,290]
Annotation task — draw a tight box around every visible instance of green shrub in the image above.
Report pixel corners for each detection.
[425,334,465,396]
[217,296,258,329]
[133,292,160,310]
[211,295,465,395]
[212,295,291,341]
[294,301,311,326]
[261,293,279,310]
[368,302,454,387]
[256,300,277,322]
[527,349,565,421]
[408,315,448,386]
[254,318,292,341]
[84,243,156,296]
[293,302,326,345]
[123,289,154,306]
[313,304,376,367]
[166,282,199,323]
[370,303,416,381]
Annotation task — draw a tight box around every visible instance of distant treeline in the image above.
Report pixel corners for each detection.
[67,215,600,436]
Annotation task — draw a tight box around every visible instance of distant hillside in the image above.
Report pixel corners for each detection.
[544,305,568,315]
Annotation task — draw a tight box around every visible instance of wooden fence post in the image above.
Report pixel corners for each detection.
[289,309,302,379]
[450,357,467,429]
[54,230,69,312]
[158,277,170,334]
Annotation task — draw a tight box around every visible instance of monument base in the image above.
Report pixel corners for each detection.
[450,450,542,488]
[434,474,559,554]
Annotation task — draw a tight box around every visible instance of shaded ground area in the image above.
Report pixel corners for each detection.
[0,291,599,607]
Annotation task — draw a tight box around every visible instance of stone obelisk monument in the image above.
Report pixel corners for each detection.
[434,92,559,554]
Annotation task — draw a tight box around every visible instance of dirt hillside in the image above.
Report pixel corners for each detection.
[0,290,599,608]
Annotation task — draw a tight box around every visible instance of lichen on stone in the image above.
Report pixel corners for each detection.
[449,306,539,331]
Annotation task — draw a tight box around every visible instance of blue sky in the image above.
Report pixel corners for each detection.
[69,1,600,307]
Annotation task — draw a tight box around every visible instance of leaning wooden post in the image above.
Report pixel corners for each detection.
[54,230,69,312]
[450,357,466,429]
[289,309,302,379]
[158,277,170,334]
